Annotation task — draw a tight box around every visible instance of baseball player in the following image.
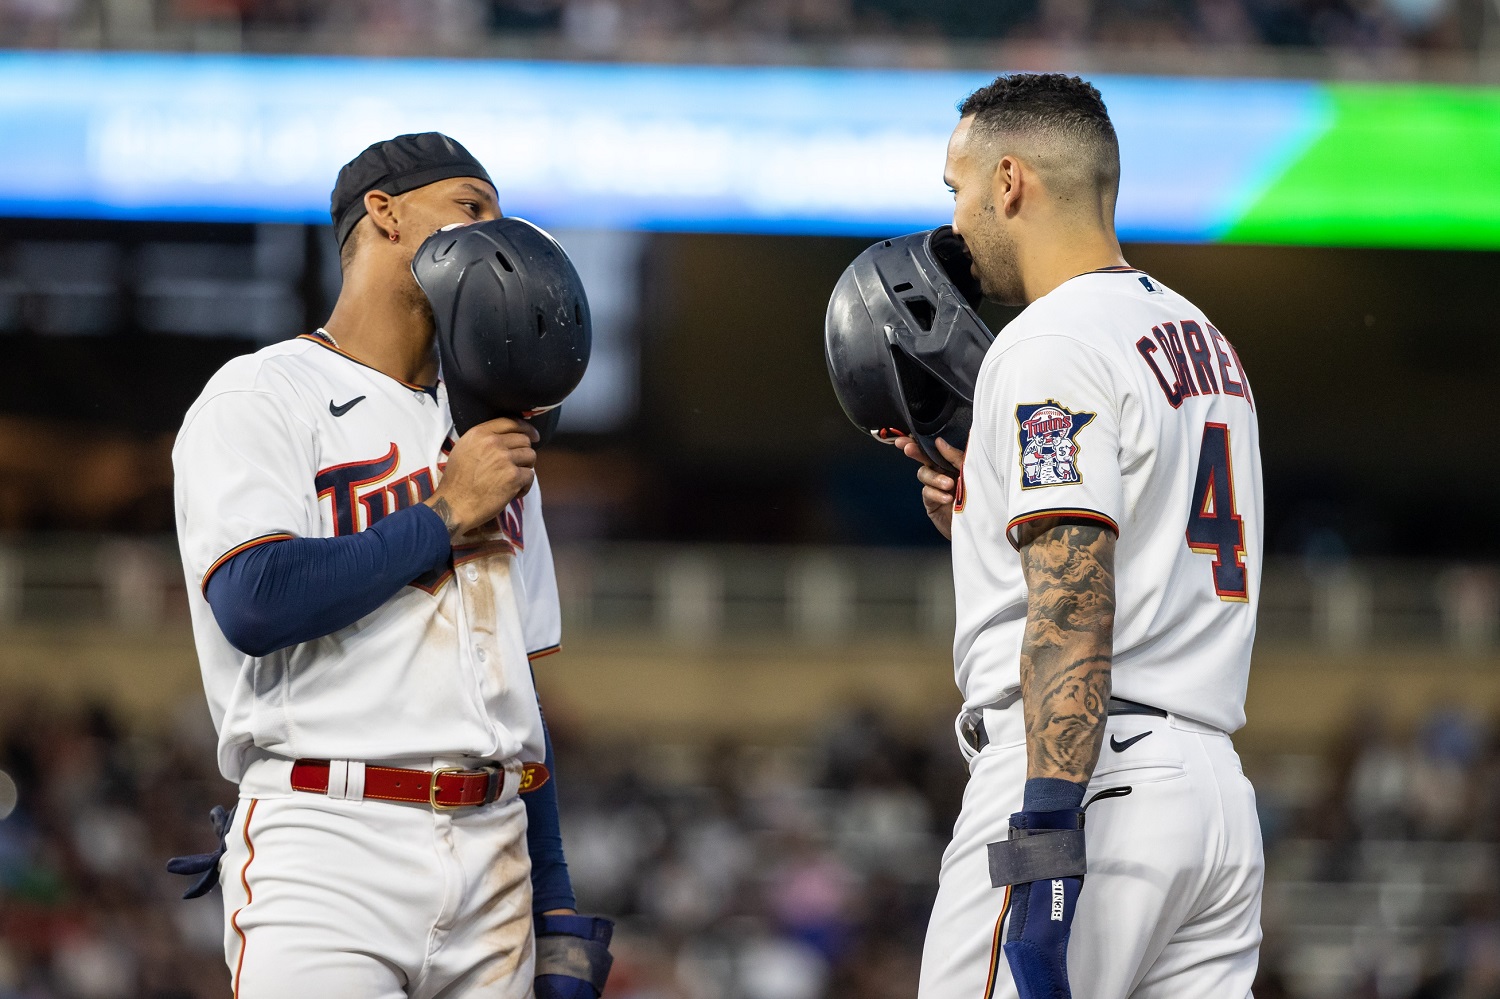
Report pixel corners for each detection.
[896,75,1265,997]
[168,133,612,998]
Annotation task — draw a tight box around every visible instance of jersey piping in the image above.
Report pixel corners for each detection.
[202,534,295,593]
[230,798,260,999]
[1004,509,1120,549]
[296,334,435,393]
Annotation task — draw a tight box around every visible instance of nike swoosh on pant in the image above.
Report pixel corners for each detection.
[1110,731,1152,753]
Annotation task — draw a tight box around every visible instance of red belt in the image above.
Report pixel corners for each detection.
[291,759,550,810]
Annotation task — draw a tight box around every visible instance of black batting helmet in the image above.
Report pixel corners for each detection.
[413,217,591,438]
[824,226,994,475]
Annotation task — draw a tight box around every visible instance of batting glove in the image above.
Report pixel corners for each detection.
[165,802,237,899]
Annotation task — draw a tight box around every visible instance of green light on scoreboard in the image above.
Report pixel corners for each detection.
[1226,85,1500,250]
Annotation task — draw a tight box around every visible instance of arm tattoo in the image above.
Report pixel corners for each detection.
[427,497,462,540]
[1016,520,1117,785]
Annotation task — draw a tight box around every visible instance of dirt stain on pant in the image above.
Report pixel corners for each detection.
[476,818,533,990]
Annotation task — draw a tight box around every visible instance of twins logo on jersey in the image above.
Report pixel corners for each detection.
[314,440,524,593]
[1015,401,1095,489]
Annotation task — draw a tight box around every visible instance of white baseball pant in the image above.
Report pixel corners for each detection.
[219,757,534,999]
[919,704,1264,999]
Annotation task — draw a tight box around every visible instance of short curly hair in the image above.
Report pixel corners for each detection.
[958,74,1119,195]
[959,73,1116,147]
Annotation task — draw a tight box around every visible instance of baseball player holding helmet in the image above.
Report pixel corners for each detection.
[827,74,1265,997]
[169,132,612,999]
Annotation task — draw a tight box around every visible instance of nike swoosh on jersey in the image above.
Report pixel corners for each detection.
[1109,731,1152,753]
[329,396,367,417]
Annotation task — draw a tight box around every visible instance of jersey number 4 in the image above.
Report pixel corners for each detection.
[1187,423,1248,602]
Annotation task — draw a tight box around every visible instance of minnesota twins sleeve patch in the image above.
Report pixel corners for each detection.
[1016,401,1095,489]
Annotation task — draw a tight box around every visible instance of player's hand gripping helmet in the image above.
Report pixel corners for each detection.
[412,217,592,440]
[824,225,994,475]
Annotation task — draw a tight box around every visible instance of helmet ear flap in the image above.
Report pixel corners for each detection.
[889,343,956,432]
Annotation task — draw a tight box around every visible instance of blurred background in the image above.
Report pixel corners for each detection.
[1,5,1499,999]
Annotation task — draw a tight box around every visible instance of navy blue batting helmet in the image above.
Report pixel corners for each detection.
[413,217,592,439]
[824,226,994,475]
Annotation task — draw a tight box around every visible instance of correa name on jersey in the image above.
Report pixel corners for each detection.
[1135,319,1254,410]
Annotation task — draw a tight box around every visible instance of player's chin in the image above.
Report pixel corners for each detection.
[979,276,1023,308]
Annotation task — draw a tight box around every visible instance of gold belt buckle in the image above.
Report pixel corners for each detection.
[428,766,468,810]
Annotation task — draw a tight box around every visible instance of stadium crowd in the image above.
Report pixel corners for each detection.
[0,0,1477,55]
[0,693,1498,998]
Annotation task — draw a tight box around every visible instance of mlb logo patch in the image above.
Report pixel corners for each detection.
[1016,401,1095,489]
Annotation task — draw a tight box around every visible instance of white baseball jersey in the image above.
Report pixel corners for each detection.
[950,267,1262,734]
[173,333,560,783]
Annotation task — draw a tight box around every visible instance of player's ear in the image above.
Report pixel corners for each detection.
[994,154,1023,218]
[364,189,398,242]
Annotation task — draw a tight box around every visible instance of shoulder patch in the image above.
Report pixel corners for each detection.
[1015,401,1095,489]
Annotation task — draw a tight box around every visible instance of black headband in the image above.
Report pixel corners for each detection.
[330,132,494,247]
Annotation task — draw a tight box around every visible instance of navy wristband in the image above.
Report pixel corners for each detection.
[535,914,612,943]
[1022,776,1088,813]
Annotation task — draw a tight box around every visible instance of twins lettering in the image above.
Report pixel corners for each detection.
[314,443,525,592]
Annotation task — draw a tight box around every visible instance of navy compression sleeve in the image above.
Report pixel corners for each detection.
[204,504,452,657]
[526,704,577,914]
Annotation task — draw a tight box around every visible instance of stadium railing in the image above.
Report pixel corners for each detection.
[0,535,1494,652]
